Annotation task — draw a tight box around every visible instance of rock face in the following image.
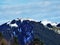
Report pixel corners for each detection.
[0,19,60,45]
[46,23,53,28]
[57,23,60,27]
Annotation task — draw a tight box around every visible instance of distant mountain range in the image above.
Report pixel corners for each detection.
[0,18,60,45]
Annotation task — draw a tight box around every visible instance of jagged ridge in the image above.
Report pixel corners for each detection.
[0,18,60,45]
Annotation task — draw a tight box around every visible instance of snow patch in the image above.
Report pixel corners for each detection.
[20,18,39,22]
[57,30,60,34]
[41,20,57,26]
[7,21,11,24]
[9,23,18,27]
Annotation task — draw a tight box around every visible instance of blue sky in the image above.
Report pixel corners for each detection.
[0,0,60,24]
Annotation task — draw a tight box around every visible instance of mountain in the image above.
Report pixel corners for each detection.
[0,18,60,45]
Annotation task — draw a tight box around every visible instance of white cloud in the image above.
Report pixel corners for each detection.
[0,1,59,16]
[0,1,60,24]
[48,16,60,20]
[0,20,10,25]
[0,1,51,9]
[15,11,22,14]
[0,12,2,15]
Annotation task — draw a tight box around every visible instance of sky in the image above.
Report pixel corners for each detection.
[0,0,60,24]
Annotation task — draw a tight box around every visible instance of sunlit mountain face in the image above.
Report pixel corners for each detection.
[0,18,60,45]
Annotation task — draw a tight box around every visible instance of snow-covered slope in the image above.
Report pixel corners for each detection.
[41,20,57,26]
